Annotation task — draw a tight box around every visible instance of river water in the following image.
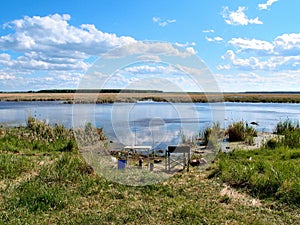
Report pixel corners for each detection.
[0,101,299,149]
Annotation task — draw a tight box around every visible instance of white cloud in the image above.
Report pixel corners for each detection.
[202,29,214,33]
[228,38,274,54]
[217,64,231,70]
[103,42,196,59]
[175,42,196,47]
[185,47,197,55]
[258,0,278,10]
[137,55,161,61]
[214,37,224,41]
[122,64,178,75]
[152,17,176,27]
[1,14,136,55]
[205,36,223,42]
[228,34,300,56]
[0,14,139,90]
[215,69,300,92]
[0,72,15,80]
[222,6,263,26]
[273,33,300,55]
[0,14,136,72]
[103,63,201,92]
[222,50,235,61]
[221,34,300,71]
[222,51,300,71]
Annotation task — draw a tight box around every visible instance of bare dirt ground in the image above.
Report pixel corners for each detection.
[227,132,279,151]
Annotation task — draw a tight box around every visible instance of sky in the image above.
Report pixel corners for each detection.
[0,0,300,92]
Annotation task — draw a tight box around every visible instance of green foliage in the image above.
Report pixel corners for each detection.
[226,121,257,142]
[15,180,68,212]
[212,146,300,206]
[5,153,98,214]
[1,150,300,224]
[265,138,279,149]
[1,118,300,224]
[273,119,300,148]
[275,119,299,135]
[201,122,223,147]
[74,122,107,147]
[0,117,107,153]
[0,154,34,179]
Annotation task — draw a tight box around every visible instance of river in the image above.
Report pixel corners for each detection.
[0,101,299,149]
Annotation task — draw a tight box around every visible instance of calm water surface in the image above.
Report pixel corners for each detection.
[1,101,299,149]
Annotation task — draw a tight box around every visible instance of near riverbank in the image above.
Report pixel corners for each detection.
[1,118,300,224]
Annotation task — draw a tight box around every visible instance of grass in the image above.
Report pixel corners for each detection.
[226,121,257,143]
[1,119,300,224]
[2,151,300,224]
[211,146,300,207]
[3,92,300,103]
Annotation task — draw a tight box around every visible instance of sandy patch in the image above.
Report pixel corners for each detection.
[220,184,262,207]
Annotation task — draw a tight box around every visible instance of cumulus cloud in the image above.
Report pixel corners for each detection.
[228,38,274,54]
[228,34,300,56]
[103,42,196,59]
[104,63,201,92]
[273,33,300,55]
[0,14,136,72]
[222,6,263,26]
[0,72,15,80]
[220,33,300,71]
[152,17,176,27]
[175,42,197,54]
[258,0,278,10]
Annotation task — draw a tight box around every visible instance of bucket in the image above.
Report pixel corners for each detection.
[118,159,126,170]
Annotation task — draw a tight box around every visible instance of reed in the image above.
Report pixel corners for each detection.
[226,121,257,143]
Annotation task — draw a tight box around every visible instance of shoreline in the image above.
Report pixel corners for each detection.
[1,92,300,103]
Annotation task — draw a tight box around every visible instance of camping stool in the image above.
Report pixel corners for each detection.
[165,146,190,172]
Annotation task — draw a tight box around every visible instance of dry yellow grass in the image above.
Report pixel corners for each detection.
[1,92,300,103]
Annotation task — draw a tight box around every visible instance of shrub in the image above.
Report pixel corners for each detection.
[275,119,299,135]
[274,119,300,149]
[265,138,279,149]
[226,121,257,142]
[201,122,223,146]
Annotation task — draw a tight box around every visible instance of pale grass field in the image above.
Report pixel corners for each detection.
[2,92,300,103]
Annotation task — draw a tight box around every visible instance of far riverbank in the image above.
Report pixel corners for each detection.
[1,92,300,103]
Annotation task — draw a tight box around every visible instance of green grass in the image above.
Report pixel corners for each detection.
[211,146,300,207]
[0,154,34,179]
[1,150,300,224]
[1,119,300,224]
[2,152,300,224]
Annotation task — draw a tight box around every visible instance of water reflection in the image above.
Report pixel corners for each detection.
[1,101,300,149]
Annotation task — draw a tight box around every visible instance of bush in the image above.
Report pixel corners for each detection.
[226,121,257,142]
[201,122,223,146]
[265,138,279,149]
[275,119,299,135]
[274,119,300,149]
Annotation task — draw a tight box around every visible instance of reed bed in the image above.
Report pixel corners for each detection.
[2,92,300,103]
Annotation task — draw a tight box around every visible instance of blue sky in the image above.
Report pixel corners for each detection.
[0,0,300,92]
